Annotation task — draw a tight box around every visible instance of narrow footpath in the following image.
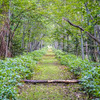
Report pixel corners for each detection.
[19,50,88,100]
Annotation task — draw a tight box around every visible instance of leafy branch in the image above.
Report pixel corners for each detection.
[63,17,100,45]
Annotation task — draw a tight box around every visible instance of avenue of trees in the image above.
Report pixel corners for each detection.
[0,0,100,62]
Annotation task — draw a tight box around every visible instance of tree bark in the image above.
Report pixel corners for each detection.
[85,41,88,59]
[81,32,85,60]
[21,23,26,48]
[24,80,80,84]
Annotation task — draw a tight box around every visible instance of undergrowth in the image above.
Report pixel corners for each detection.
[0,48,47,100]
[54,49,100,98]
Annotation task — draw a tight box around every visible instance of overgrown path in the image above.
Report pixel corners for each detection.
[19,50,88,100]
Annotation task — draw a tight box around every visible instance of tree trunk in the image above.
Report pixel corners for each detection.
[85,41,88,59]
[24,80,80,84]
[54,41,58,49]
[21,24,26,48]
[62,35,65,51]
[94,26,98,61]
[67,34,69,53]
[81,31,85,60]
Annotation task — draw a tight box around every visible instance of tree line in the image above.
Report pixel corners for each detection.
[0,0,100,62]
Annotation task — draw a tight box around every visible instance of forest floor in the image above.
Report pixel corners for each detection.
[18,50,89,100]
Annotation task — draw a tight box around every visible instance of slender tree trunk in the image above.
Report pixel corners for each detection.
[75,38,79,56]
[5,22,9,57]
[22,24,26,48]
[58,41,60,50]
[6,1,11,57]
[29,29,32,52]
[85,41,88,59]
[94,26,98,61]
[54,41,58,49]
[98,26,100,62]
[0,1,12,58]
[67,34,69,53]
[81,31,84,60]
[62,35,65,51]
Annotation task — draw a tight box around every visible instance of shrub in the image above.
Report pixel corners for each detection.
[54,49,100,98]
[0,48,47,100]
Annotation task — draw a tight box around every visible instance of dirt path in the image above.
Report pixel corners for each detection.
[18,50,88,100]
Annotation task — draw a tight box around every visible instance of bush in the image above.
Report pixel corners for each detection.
[54,49,100,98]
[11,39,25,56]
[0,48,47,100]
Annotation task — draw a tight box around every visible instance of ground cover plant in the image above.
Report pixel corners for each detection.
[54,49,100,98]
[18,50,88,100]
[0,48,47,100]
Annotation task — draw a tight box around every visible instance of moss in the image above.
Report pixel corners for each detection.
[18,50,89,100]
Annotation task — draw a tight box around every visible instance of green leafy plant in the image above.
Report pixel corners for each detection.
[0,48,47,100]
[54,49,100,98]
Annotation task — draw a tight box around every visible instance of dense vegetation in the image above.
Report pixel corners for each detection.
[55,49,100,98]
[0,48,46,100]
[0,0,100,99]
[0,0,100,61]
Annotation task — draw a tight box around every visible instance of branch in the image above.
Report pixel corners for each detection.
[63,18,84,31]
[11,16,22,39]
[40,14,73,36]
[63,17,100,45]
[24,79,80,84]
[10,4,36,24]
[8,17,22,47]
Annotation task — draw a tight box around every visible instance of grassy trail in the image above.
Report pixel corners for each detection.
[19,50,88,100]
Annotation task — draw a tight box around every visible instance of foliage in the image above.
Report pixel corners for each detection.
[11,38,25,56]
[54,49,100,98]
[0,0,100,98]
[0,0,100,59]
[19,50,88,100]
[0,48,47,100]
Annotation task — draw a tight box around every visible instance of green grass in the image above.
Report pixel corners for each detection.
[18,51,89,100]
[0,48,47,100]
[54,49,100,98]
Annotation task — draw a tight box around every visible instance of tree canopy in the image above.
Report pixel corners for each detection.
[0,0,100,61]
